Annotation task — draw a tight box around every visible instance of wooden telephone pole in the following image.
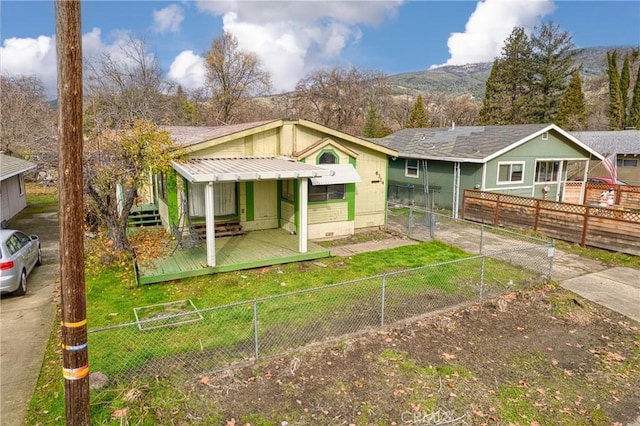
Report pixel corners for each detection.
[56,1,90,423]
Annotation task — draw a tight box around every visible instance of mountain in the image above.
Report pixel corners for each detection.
[388,46,638,100]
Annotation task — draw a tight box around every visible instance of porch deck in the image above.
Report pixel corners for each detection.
[135,228,331,285]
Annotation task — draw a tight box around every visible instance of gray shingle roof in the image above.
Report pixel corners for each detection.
[569,130,640,155]
[0,154,37,180]
[371,124,552,162]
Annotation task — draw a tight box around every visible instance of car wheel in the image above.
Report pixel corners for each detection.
[36,246,42,266]
[14,270,27,296]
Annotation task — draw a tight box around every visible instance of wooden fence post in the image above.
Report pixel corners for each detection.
[493,194,501,226]
[581,207,590,247]
[534,199,541,231]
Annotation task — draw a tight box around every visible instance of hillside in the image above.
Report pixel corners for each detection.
[389,46,638,99]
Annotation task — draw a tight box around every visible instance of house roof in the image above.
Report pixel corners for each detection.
[0,154,37,181]
[569,130,640,156]
[371,124,603,163]
[163,119,397,157]
[172,156,334,183]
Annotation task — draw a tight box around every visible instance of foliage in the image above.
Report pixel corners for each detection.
[630,64,640,129]
[205,31,272,125]
[478,59,507,125]
[84,120,182,253]
[292,66,392,135]
[607,50,624,130]
[405,94,429,128]
[529,22,577,123]
[0,74,57,168]
[555,69,587,130]
[362,100,391,137]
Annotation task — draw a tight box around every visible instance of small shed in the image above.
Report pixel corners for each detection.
[372,124,603,217]
[0,154,37,222]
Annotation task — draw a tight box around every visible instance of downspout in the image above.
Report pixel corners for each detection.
[452,162,461,219]
[422,159,429,211]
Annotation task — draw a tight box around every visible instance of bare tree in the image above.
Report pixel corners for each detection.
[0,74,57,168]
[85,35,169,130]
[292,66,392,135]
[205,31,272,125]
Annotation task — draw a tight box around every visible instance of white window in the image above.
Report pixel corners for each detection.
[18,174,25,196]
[308,182,346,202]
[497,162,524,184]
[541,132,549,140]
[405,159,419,178]
[535,161,560,182]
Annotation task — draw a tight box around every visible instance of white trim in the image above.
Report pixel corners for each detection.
[484,185,534,192]
[405,158,420,178]
[299,177,308,253]
[205,182,216,267]
[496,161,525,185]
[534,159,562,183]
[481,163,487,190]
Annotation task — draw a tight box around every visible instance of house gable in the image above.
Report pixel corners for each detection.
[294,138,359,164]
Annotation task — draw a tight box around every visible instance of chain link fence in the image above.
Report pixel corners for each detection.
[89,229,552,382]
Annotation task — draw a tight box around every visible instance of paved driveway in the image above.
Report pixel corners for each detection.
[1,210,59,426]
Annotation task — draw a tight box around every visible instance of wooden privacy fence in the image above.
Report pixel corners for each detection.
[462,189,640,256]
[563,181,640,209]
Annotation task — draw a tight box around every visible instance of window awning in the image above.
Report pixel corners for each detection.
[310,164,361,185]
[171,156,334,183]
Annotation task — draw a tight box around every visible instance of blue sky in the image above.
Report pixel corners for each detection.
[2,1,639,99]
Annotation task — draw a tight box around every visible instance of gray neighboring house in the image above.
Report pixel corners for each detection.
[0,154,37,222]
[372,123,603,217]
[570,130,640,186]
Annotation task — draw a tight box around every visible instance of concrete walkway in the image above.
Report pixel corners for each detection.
[1,211,59,426]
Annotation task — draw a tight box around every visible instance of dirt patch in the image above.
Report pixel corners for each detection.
[180,285,640,425]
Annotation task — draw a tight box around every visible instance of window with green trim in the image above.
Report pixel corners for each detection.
[319,151,338,164]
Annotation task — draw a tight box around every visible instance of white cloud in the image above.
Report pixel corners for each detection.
[167,50,207,91]
[0,35,57,99]
[433,0,556,68]
[195,0,402,92]
[153,4,185,34]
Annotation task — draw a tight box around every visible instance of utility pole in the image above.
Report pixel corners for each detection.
[56,1,90,423]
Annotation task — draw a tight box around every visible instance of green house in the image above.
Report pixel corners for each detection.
[372,124,604,217]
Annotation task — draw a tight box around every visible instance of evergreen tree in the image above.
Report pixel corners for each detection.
[555,70,586,130]
[496,27,534,124]
[363,100,389,138]
[607,50,624,130]
[629,65,640,129]
[479,59,509,125]
[530,22,576,123]
[406,94,429,128]
[620,53,631,127]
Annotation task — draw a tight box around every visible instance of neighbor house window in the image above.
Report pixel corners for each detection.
[497,162,524,183]
[308,183,346,202]
[319,151,338,164]
[535,161,560,182]
[617,158,638,168]
[405,159,419,177]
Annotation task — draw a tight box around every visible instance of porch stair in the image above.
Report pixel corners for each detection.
[128,205,161,227]
[192,220,245,238]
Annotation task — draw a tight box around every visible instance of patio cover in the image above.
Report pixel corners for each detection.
[310,164,361,185]
[172,156,334,183]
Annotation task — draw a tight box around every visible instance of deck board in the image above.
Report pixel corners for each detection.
[137,229,330,285]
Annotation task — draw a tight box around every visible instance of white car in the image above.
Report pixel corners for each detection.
[0,229,42,296]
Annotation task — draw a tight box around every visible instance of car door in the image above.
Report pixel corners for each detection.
[15,232,36,273]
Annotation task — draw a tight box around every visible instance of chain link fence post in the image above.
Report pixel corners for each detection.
[380,275,386,327]
[408,206,413,237]
[479,256,485,299]
[253,300,259,363]
[479,222,484,254]
[548,240,555,279]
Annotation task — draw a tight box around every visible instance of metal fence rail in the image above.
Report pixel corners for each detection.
[89,241,552,381]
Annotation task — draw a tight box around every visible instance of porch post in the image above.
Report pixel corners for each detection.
[205,181,216,266]
[299,177,308,253]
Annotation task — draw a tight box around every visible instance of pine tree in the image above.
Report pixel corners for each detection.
[363,100,388,138]
[555,70,586,130]
[479,59,509,125]
[620,53,631,127]
[607,50,624,130]
[496,27,535,124]
[406,94,429,128]
[530,22,576,123]
[629,65,640,129]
